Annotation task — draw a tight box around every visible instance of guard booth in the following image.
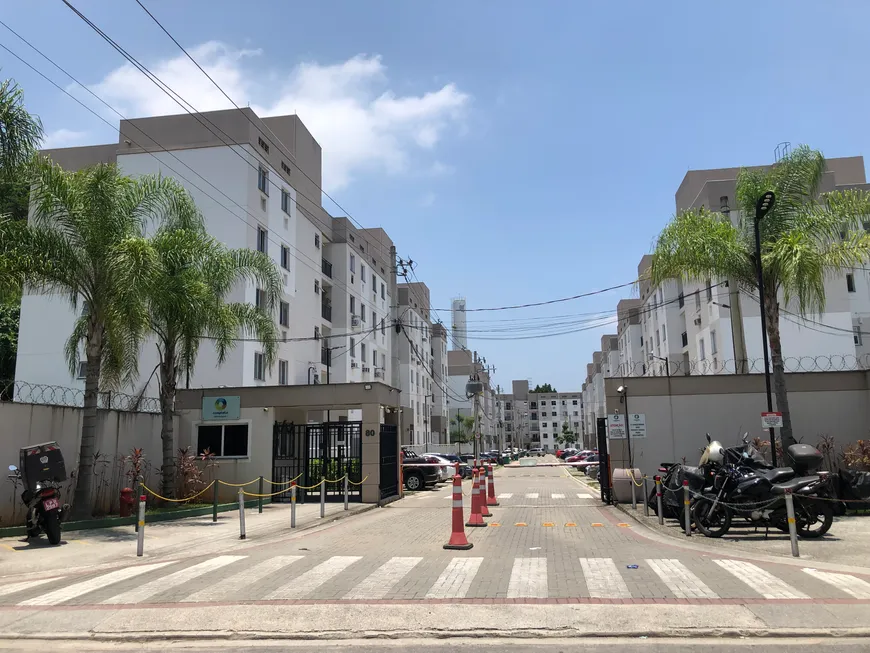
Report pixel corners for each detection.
[175,382,402,505]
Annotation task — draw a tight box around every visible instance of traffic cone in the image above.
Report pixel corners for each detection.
[486,464,499,506]
[479,467,492,517]
[465,468,486,527]
[444,470,473,549]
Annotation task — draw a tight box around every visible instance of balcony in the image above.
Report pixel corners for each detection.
[321,347,331,366]
[321,301,332,322]
[321,258,333,278]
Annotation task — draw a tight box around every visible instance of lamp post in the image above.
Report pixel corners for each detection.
[616,385,631,468]
[648,354,670,378]
[753,191,778,467]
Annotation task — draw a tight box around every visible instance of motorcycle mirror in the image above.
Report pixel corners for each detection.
[8,465,17,471]
[706,433,711,443]
[742,432,749,443]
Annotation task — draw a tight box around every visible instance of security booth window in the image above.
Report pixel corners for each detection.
[197,423,250,458]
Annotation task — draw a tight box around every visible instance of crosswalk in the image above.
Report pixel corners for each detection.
[2,554,867,605]
[447,492,596,500]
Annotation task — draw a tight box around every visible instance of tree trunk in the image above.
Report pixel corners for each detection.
[764,291,796,454]
[70,329,102,520]
[159,353,177,499]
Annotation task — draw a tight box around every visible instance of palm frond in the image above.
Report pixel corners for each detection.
[0,78,43,176]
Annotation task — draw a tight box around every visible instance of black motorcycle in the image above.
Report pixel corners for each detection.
[691,443,833,539]
[9,450,68,546]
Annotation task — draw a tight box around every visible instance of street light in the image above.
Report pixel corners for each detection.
[754,191,778,467]
[648,353,670,378]
[616,385,632,469]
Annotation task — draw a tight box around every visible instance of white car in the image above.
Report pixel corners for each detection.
[422,454,455,481]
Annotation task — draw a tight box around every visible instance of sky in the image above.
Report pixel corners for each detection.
[3,0,870,392]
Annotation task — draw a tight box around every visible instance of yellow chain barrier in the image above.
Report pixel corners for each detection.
[294,479,326,490]
[346,475,369,486]
[242,486,298,498]
[627,471,645,487]
[263,473,303,486]
[140,481,215,503]
[323,475,348,484]
[217,478,260,488]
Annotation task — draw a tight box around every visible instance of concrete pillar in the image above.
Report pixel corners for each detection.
[361,402,382,503]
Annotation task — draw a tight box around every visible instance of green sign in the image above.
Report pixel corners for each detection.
[202,395,241,420]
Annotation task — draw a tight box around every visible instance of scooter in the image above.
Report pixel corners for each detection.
[8,464,67,545]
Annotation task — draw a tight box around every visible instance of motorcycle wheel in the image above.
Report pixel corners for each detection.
[692,497,732,538]
[43,511,62,545]
[795,499,833,538]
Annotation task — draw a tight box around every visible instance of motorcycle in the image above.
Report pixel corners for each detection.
[8,464,67,545]
[691,441,833,539]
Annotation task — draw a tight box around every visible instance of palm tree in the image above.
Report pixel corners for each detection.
[649,145,870,450]
[12,160,201,518]
[450,414,475,454]
[115,226,281,497]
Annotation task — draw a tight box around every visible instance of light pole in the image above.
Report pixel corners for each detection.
[648,353,670,378]
[753,191,778,467]
[616,385,631,468]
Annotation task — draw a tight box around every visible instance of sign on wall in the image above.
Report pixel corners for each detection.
[628,413,647,439]
[761,412,783,428]
[608,413,646,439]
[607,414,626,439]
[202,395,241,421]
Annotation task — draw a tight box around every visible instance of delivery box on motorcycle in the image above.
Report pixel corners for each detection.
[19,442,66,492]
[787,444,824,476]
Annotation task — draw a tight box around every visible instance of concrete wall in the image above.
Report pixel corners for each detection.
[603,371,870,479]
[0,403,173,526]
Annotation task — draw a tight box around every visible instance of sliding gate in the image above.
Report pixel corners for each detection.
[272,421,363,502]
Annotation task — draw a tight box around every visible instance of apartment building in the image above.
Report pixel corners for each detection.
[616,299,643,376]
[397,282,438,446]
[498,379,532,449]
[496,380,582,452]
[430,323,450,442]
[446,348,497,450]
[14,108,403,403]
[451,297,468,350]
[581,335,619,440]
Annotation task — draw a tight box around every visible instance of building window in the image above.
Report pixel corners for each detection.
[314,326,320,339]
[381,317,386,335]
[530,402,537,409]
[655,330,660,347]
[350,254,356,274]
[350,295,356,315]
[542,422,548,428]
[551,411,557,417]
[350,338,356,358]
[847,273,856,293]
[373,348,378,366]
[281,161,291,176]
[372,272,376,287]
[706,278,713,302]
[661,326,666,343]
[76,361,87,379]
[197,423,249,458]
[360,304,366,322]
[711,329,718,355]
[855,325,863,346]
[278,360,288,385]
[279,301,289,327]
[681,331,688,347]
[257,167,269,195]
[572,400,578,405]
[699,338,706,361]
[281,245,290,270]
[314,280,320,294]
[360,342,367,362]
[281,189,292,214]
[254,352,265,380]
[255,288,267,311]
[361,264,366,283]
[314,234,321,249]
[551,400,556,406]
[257,226,268,254]
[381,282,385,300]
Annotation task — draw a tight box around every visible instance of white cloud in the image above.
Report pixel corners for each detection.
[42,128,90,150]
[85,45,470,191]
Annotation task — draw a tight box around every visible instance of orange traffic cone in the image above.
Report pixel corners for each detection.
[465,468,486,527]
[479,466,492,517]
[486,464,499,506]
[444,470,473,549]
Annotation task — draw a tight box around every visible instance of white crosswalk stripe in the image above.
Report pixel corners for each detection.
[803,568,870,599]
[344,557,422,599]
[551,493,565,499]
[20,562,175,606]
[497,493,513,499]
[182,556,304,602]
[426,558,483,599]
[577,493,594,499]
[714,559,809,599]
[579,558,631,598]
[268,556,362,599]
[646,559,719,599]
[102,556,245,604]
[0,577,64,599]
[524,493,539,499]
[507,558,548,598]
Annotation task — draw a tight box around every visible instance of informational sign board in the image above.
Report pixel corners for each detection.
[761,411,783,428]
[202,395,241,421]
[607,414,626,439]
[628,413,647,439]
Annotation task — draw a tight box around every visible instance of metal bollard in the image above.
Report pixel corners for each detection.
[643,476,649,517]
[784,489,799,557]
[683,480,691,537]
[655,476,664,526]
[320,478,326,518]
[343,475,349,511]
[631,471,638,511]
[290,482,297,528]
[258,476,264,514]
[136,494,146,557]
[212,480,219,523]
[238,489,246,540]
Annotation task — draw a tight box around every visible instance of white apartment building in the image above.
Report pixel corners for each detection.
[446,348,497,450]
[581,335,619,442]
[430,323,450,442]
[451,297,468,350]
[14,108,401,404]
[616,299,643,376]
[529,390,583,452]
[498,379,532,449]
[397,282,439,446]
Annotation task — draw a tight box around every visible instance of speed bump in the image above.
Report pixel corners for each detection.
[565,522,577,527]
[542,522,555,527]
[591,522,604,527]
[617,523,630,528]
[515,522,527,527]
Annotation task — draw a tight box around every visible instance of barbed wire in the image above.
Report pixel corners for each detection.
[1,380,161,413]
[610,355,870,378]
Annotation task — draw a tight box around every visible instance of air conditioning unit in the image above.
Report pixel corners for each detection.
[374,369,384,379]
[351,361,359,369]
[351,315,361,328]
[362,366,371,373]
[693,317,702,325]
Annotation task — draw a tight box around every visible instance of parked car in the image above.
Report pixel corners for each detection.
[529,447,545,457]
[421,453,455,480]
[558,448,579,460]
[401,449,442,491]
[586,464,600,480]
[423,453,471,479]
[569,454,600,470]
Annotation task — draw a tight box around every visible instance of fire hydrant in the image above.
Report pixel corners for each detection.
[119,487,135,518]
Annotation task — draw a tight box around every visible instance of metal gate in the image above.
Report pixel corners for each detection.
[379,424,399,500]
[272,421,362,502]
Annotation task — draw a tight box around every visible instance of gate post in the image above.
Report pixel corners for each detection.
[320,477,326,518]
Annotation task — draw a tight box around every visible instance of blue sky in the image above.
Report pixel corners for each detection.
[3,0,870,391]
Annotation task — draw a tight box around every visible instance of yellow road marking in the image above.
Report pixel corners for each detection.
[565,522,577,527]
[490,523,501,527]
[0,544,16,552]
[591,523,604,527]
[617,523,630,528]
[515,522,527,527]
[70,540,92,545]
[542,522,554,527]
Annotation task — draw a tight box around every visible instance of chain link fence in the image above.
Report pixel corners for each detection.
[614,355,870,378]
[1,379,161,413]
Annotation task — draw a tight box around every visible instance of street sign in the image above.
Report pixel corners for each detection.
[607,414,626,439]
[628,413,646,439]
[761,412,783,428]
